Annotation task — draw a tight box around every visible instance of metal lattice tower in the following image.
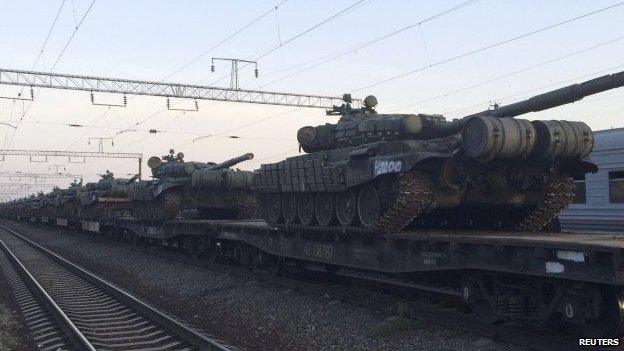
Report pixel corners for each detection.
[0,67,360,109]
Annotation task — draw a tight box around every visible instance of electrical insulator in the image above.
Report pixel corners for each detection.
[30,87,34,100]
[149,129,157,134]
[123,94,127,106]
[254,68,259,78]
[90,92,94,103]
[111,141,114,146]
[194,100,199,111]
[211,64,215,73]
[166,98,170,109]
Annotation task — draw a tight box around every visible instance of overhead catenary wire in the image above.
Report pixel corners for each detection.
[249,0,479,90]
[118,0,373,154]
[48,0,97,72]
[31,0,67,74]
[64,106,111,150]
[12,0,99,180]
[21,119,294,140]
[179,0,476,149]
[160,0,290,83]
[6,0,98,151]
[255,0,369,62]
[349,1,624,93]
[390,33,624,112]
[205,0,373,88]
[444,63,624,118]
[1,0,67,151]
[114,0,291,139]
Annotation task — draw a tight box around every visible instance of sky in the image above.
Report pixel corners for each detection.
[1,0,624,199]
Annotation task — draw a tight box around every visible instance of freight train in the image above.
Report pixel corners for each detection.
[2,71,624,338]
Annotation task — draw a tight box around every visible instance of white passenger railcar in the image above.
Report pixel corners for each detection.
[560,128,624,232]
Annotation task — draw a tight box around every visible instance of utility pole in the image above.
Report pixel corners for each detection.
[211,58,259,90]
[88,137,114,153]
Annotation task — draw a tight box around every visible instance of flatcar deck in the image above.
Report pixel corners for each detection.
[391,229,624,251]
[103,217,624,286]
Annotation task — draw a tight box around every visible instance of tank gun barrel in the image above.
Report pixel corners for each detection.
[126,174,140,184]
[466,70,624,118]
[209,153,254,170]
[428,70,624,138]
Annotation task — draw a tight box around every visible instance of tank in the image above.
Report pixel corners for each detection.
[129,150,256,220]
[40,186,65,219]
[253,71,624,232]
[57,179,82,220]
[78,170,138,220]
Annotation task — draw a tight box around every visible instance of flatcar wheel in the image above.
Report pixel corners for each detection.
[315,193,335,226]
[235,244,253,268]
[357,184,381,228]
[207,243,221,263]
[281,193,298,224]
[264,193,283,225]
[576,287,624,338]
[297,193,315,226]
[462,275,501,324]
[268,257,283,276]
[335,191,357,226]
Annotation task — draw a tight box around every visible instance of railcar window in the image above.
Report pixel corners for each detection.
[572,174,586,204]
[609,171,624,203]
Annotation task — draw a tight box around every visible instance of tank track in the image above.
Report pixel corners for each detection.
[238,198,259,219]
[372,171,434,233]
[514,176,574,232]
[162,190,183,220]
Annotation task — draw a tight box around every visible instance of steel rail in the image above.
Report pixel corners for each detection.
[0,223,233,351]
[0,230,96,351]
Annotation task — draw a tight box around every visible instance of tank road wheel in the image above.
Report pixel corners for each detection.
[281,193,298,224]
[264,193,283,225]
[315,193,335,226]
[357,184,381,228]
[297,193,315,226]
[335,191,357,226]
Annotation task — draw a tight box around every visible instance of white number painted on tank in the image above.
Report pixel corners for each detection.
[374,160,403,176]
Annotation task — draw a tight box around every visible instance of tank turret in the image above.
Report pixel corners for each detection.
[297,71,624,159]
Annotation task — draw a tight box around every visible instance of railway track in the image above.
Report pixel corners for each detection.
[125,237,582,351]
[1,221,586,350]
[0,224,234,351]
[12,221,581,351]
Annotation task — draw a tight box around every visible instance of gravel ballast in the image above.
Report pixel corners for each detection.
[2,220,526,351]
